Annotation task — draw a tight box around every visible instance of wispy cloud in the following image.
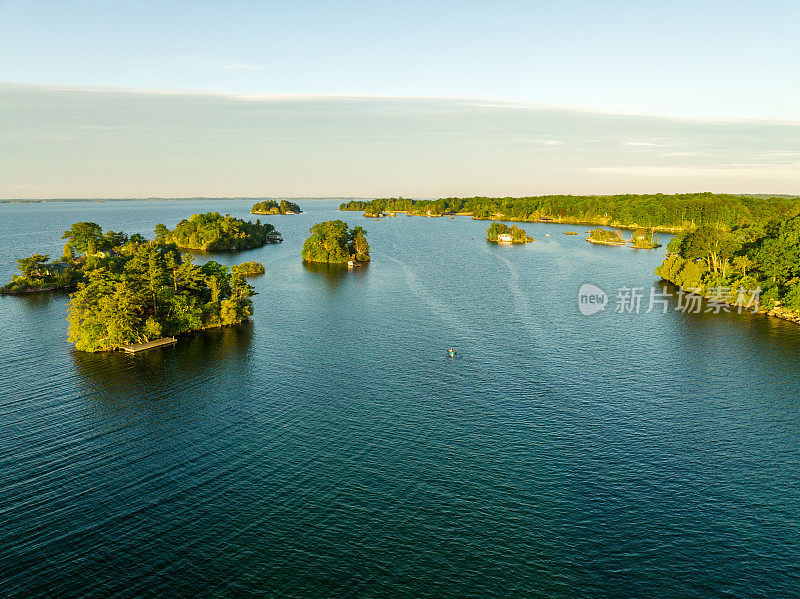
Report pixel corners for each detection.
[622,141,669,147]
[207,62,267,71]
[588,164,800,179]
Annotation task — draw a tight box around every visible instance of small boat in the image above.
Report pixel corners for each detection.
[348,260,361,268]
[545,234,551,237]
[448,348,456,359]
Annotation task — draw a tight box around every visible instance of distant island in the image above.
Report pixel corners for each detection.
[656,214,800,324]
[340,193,800,231]
[251,200,302,215]
[586,228,627,245]
[630,228,662,249]
[156,212,280,251]
[301,220,370,264]
[232,261,266,276]
[2,220,256,351]
[486,222,532,244]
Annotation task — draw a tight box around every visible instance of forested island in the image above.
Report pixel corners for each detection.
[251,200,302,215]
[630,229,662,249]
[486,222,532,243]
[586,228,627,245]
[3,221,256,351]
[656,214,800,323]
[232,261,266,276]
[301,221,370,263]
[156,212,280,251]
[340,193,800,230]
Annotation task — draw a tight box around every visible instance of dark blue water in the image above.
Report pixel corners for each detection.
[1,200,799,598]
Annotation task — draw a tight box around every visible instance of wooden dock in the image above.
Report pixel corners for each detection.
[120,337,177,353]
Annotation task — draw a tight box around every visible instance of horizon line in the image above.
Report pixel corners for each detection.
[3,192,800,203]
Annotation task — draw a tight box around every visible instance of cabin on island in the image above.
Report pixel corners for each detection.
[267,231,283,243]
[497,233,513,243]
[43,262,72,275]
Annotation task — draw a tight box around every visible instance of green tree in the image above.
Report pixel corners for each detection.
[62,222,103,253]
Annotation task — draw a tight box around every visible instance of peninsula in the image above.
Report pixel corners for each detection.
[656,214,800,324]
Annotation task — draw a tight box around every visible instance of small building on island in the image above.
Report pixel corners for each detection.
[497,233,513,243]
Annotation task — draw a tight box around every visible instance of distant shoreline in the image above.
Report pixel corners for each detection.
[0,197,372,204]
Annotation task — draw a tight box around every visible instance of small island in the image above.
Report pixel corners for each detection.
[301,220,370,264]
[586,228,627,246]
[232,261,266,276]
[156,212,280,251]
[629,228,662,249]
[486,222,533,244]
[2,220,256,351]
[251,200,302,215]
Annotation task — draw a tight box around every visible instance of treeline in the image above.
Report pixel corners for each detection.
[340,193,800,229]
[656,214,800,312]
[157,212,279,251]
[251,200,302,215]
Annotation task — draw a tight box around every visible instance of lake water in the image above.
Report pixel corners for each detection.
[1,200,798,598]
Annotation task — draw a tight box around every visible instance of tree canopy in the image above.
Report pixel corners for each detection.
[4,218,258,349]
[301,221,371,263]
[251,200,302,215]
[158,212,278,251]
[656,214,800,311]
[486,222,531,243]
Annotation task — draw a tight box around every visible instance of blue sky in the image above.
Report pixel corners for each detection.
[1,1,799,197]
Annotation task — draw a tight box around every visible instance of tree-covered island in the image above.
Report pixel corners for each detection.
[251,200,302,215]
[3,220,256,351]
[586,228,627,245]
[656,214,800,323]
[232,261,266,276]
[629,228,662,249]
[301,220,370,263]
[156,212,280,251]
[486,222,532,243]
[340,193,800,231]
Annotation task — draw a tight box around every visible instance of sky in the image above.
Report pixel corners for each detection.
[1,0,799,198]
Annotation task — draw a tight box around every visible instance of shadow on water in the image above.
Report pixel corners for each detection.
[658,281,800,365]
[72,321,254,415]
[302,260,367,290]
[1,290,64,309]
